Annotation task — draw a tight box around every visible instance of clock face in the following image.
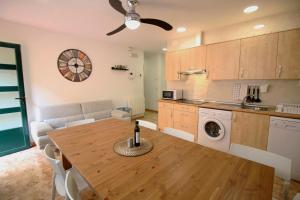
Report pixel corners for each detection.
[57,49,92,82]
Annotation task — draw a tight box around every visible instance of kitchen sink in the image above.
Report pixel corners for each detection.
[219,102,273,111]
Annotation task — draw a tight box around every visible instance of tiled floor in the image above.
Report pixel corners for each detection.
[0,111,299,200]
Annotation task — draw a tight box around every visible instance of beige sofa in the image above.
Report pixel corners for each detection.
[30,100,130,149]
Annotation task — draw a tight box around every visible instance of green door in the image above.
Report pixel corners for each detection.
[0,41,30,157]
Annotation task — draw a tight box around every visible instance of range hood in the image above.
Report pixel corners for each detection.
[179,69,207,75]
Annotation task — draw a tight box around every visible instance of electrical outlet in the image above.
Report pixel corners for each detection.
[260,84,269,93]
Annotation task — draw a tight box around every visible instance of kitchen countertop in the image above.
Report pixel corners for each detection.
[159,99,300,119]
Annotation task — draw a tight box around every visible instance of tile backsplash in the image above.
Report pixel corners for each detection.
[167,75,300,106]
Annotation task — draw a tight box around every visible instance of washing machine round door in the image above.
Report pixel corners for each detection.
[202,118,225,141]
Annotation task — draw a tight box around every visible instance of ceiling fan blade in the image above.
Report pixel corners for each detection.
[106,24,126,36]
[109,0,127,15]
[140,18,173,31]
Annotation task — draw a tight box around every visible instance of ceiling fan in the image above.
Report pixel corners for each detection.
[107,0,173,36]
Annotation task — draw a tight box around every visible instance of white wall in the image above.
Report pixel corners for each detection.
[144,52,165,111]
[0,19,144,121]
[167,11,300,105]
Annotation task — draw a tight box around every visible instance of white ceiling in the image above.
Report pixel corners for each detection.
[0,0,300,51]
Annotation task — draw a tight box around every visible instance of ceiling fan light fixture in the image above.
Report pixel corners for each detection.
[125,13,141,30]
[125,19,141,30]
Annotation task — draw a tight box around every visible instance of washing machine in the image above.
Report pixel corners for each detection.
[197,108,232,152]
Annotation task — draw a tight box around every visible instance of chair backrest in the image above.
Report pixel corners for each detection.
[65,118,95,128]
[137,120,157,130]
[293,193,300,200]
[163,128,194,142]
[65,170,80,200]
[230,143,291,181]
[44,144,66,196]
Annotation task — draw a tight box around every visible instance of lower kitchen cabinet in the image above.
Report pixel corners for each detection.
[173,105,198,137]
[158,102,174,130]
[158,102,198,140]
[231,111,270,150]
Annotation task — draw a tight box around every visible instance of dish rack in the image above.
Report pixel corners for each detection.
[276,104,300,114]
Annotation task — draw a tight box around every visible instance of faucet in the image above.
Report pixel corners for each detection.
[241,96,249,108]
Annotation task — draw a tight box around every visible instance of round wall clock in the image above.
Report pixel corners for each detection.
[57,49,92,82]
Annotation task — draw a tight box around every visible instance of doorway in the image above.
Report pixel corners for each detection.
[0,41,30,157]
[143,52,166,111]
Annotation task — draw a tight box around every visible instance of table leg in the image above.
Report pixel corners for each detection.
[61,154,72,170]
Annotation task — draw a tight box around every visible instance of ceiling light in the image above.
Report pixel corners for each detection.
[162,48,168,51]
[244,5,258,14]
[254,24,265,29]
[177,27,187,33]
[125,13,141,30]
[125,20,141,30]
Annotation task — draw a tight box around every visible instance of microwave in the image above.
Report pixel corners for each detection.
[162,90,183,100]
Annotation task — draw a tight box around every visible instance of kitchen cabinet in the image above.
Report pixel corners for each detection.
[231,112,270,150]
[158,102,174,130]
[179,49,190,72]
[240,33,278,79]
[189,46,207,70]
[206,40,240,80]
[277,29,300,79]
[158,102,198,139]
[165,51,181,81]
[173,104,198,138]
[165,46,207,80]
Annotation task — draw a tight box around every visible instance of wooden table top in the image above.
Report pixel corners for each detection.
[48,119,274,200]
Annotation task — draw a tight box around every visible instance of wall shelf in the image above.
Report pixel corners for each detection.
[0,64,17,70]
[0,86,19,92]
[0,107,21,115]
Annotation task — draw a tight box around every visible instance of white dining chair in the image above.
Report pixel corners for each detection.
[137,120,157,130]
[44,144,67,200]
[163,128,194,142]
[44,144,88,200]
[65,170,81,200]
[294,193,300,200]
[229,143,292,200]
[65,118,95,128]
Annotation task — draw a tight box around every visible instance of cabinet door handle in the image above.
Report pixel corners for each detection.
[177,72,180,80]
[278,65,283,78]
[240,68,244,78]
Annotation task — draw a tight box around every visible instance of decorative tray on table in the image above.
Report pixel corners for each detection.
[113,138,153,157]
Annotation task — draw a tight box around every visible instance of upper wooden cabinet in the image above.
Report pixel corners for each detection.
[240,33,278,79]
[179,49,190,72]
[165,51,181,81]
[206,40,240,80]
[165,46,207,81]
[189,46,207,70]
[277,29,300,79]
[165,28,300,81]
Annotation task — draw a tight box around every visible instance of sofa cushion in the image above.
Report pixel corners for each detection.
[84,110,112,120]
[37,103,82,121]
[111,110,130,118]
[65,118,95,128]
[81,100,113,114]
[44,114,84,129]
[30,121,54,137]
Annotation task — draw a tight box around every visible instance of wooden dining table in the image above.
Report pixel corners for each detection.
[48,118,274,200]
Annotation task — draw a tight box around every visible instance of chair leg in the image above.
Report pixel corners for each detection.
[51,173,56,200]
[283,181,290,200]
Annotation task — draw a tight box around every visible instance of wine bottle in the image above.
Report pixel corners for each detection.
[134,121,140,147]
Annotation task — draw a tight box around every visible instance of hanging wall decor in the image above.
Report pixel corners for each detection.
[57,49,92,82]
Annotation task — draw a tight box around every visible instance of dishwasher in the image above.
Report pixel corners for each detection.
[268,116,300,181]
